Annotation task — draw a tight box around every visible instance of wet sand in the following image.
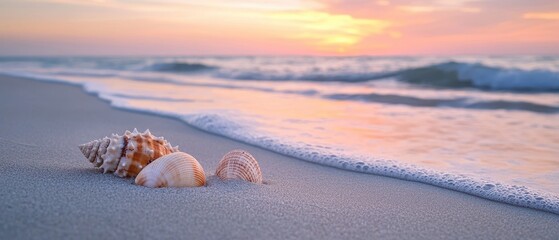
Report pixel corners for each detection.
[0,75,558,239]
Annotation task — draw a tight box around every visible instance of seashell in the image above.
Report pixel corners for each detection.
[215,150,262,184]
[78,128,179,178]
[135,152,206,188]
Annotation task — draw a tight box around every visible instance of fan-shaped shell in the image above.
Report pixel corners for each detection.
[135,152,206,188]
[78,129,179,178]
[215,150,262,184]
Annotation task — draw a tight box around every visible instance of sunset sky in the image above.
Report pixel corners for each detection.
[0,0,558,56]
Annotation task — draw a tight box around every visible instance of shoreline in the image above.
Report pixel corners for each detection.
[1,75,558,239]
[5,72,559,215]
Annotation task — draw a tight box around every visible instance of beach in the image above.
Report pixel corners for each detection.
[1,75,558,239]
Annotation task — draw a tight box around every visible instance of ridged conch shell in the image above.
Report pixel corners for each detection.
[135,152,206,188]
[215,150,262,184]
[78,128,179,178]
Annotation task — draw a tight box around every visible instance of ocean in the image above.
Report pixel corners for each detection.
[1,56,558,213]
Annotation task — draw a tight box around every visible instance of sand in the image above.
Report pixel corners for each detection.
[0,75,558,239]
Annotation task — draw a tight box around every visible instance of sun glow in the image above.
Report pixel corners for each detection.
[270,11,390,53]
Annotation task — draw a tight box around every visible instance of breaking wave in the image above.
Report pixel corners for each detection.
[398,62,559,91]
[148,62,217,72]
[210,61,559,92]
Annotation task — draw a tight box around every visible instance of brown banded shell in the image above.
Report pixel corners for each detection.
[215,150,262,184]
[135,152,206,188]
[78,129,179,178]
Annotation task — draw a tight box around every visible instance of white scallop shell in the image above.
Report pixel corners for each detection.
[78,129,179,177]
[135,152,206,188]
[215,150,262,184]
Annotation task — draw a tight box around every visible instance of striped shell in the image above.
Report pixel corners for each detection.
[215,150,262,184]
[135,152,206,188]
[78,129,179,178]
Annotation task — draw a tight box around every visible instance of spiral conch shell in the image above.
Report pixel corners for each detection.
[78,129,179,178]
[215,150,262,184]
[135,152,206,188]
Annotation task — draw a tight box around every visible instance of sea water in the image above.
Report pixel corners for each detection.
[1,56,558,214]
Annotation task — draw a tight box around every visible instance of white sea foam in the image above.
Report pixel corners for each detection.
[180,113,559,215]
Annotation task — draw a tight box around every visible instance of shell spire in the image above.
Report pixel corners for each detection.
[143,129,152,136]
[78,137,110,167]
[78,129,179,178]
[215,150,263,184]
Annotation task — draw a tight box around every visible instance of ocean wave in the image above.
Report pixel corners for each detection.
[46,70,119,78]
[208,61,559,92]
[2,57,558,92]
[326,93,559,113]
[213,69,397,82]
[148,62,217,72]
[398,62,559,91]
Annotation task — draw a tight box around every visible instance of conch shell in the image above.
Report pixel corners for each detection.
[135,152,206,188]
[78,128,179,178]
[215,150,262,184]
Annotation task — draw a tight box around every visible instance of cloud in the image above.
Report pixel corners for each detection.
[523,12,559,20]
[33,0,323,11]
[376,0,390,6]
[397,0,481,13]
[7,0,559,55]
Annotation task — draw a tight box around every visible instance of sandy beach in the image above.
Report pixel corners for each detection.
[0,75,558,239]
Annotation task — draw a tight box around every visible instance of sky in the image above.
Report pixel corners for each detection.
[0,0,558,56]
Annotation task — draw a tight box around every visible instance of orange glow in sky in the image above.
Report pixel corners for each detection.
[270,11,390,53]
[0,0,558,55]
